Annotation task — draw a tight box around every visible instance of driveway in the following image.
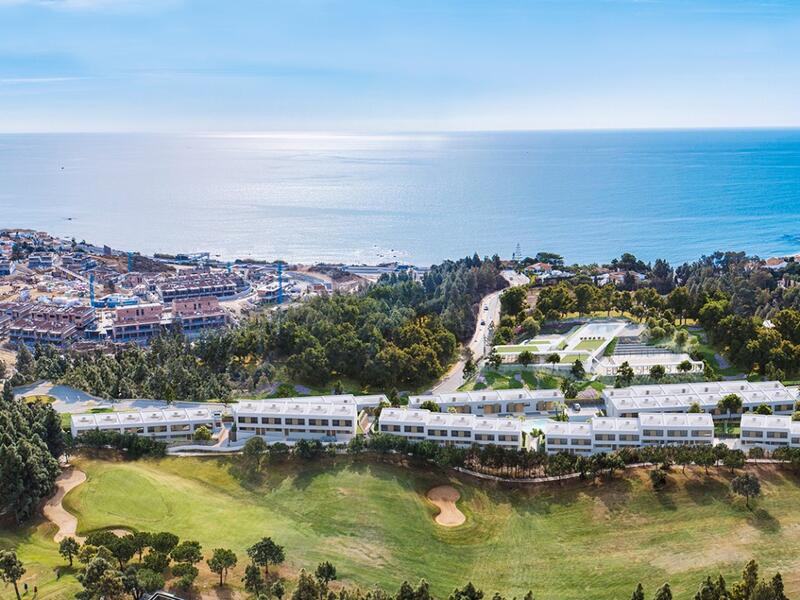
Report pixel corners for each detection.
[431,270,527,394]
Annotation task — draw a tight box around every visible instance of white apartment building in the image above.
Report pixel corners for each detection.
[233,398,359,443]
[71,408,221,440]
[603,381,795,419]
[545,413,714,455]
[740,414,800,450]
[378,408,529,450]
[408,388,565,416]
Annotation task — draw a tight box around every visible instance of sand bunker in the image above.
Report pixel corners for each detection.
[44,467,87,542]
[427,485,466,527]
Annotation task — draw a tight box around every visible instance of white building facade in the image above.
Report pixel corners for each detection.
[603,381,795,419]
[740,414,800,450]
[379,408,530,450]
[71,408,221,441]
[408,388,565,416]
[545,413,714,455]
[233,398,359,444]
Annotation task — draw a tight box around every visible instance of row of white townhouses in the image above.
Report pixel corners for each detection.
[378,408,530,449]
[408,388,565,416]
[603,380,795,419]
[545,413,715,455]
[70,407,221,440]
[740,414,800,450]
[233,397,363,443]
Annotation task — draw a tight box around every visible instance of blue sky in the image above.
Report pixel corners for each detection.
[0,0,798,132]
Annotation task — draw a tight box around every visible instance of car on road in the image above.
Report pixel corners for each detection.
[483,305,489,311]
[480,320,486,326]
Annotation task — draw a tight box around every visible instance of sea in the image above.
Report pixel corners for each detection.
[1,129,799,267]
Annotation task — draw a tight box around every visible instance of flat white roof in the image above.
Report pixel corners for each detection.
[380,408,525,433]
[408,388,564,407]
[72,407,216,430]
[234,398,356,418]
[740,413,796,431]
[603,380,794,411]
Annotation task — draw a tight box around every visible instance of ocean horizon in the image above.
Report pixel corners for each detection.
[1,128,799,266]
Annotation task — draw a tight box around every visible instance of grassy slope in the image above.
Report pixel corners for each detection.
[5,457,800,600]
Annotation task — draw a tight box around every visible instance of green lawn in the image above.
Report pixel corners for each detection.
[494,345,541,354]
[573,339,604,352]
[4,457,800,599]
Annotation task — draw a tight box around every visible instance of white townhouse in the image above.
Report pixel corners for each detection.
[408,388,565,416]
[71,407,221,441]
[603,380,796,420]
[378,408,529,450]
[544,413,714,455]
[233,398,359,444]
[740,414,800,450]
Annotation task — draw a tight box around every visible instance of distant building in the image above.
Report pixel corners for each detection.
[0,258,15,276]
[27,252,54,271]
[10,319,78,348]
[172,296,227,335]
[156,273,244,302]
[111,303,165,343]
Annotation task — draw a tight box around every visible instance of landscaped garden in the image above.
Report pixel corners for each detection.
[4,455,800,599]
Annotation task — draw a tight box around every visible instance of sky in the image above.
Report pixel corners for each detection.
[0,0,798,132]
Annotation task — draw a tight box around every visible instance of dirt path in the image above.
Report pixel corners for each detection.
[43,466,87,543]
[427,485,466,527]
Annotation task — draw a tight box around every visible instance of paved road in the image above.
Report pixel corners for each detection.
[431,270,528,394]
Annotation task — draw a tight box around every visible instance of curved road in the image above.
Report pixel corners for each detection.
[432,270,528,393]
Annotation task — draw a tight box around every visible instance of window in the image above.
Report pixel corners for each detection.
[571,438,591,446]
[742,430,763,438]
[332,419,352,427]
[666,430,688,437]
[475,434,495,441]
[691,430,712,437]
[308,419,329,426]
[285,418,306,426]
[404,426,424,433]
[261,417,281,425]
[498,435,519,443]
[594,434,616,441]
[381,424,401,432]
[619,434,640,442]
[451,430,471,438]
[766,431,788,439]
[642,429,663,437]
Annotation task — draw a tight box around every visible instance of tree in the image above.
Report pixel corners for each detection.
[731,473,761,509]
[650,468,667,490]
[449,582,484,600]
[631,583,645,600]
[688,402,702,413]
[247,537,285,579]
[243,563,266,594]
[754,404,773,416]
[133,568,164,597]
[718,394,743,421]
[208,548,237,586]
[419,400,440,412]
[546,353,560,371]
[193,425,212,441]
[0,551,24,600]
[570,359,585,380]
[59,536,81,567]
[653,583,672,600]
[517,350,533,367]
[487,350,503,370]
[615,361,635,388]
[2,380,12,402]
[315,561,337,583]
[500,287,528,317]
[150,531,179,554]
[243,436,269,473]
[172,562,199,590]
[678,360,693,374]
[171,540,202,565]
[723,450,746,474]
[649,364,666,381]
